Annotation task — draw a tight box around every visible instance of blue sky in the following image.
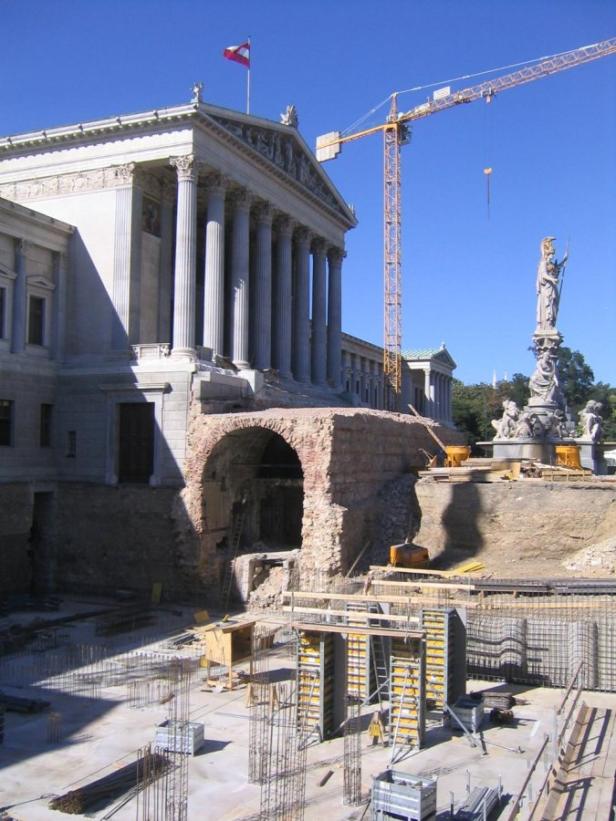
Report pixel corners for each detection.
[1,0,614,384]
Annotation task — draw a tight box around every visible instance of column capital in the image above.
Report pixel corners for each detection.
[113,162,137,186]
[294,226,313,247]
[254,201,274,226]
[203,172,229,195]
[170,154,198,182]
[311,237,327,255]
[274,215,295,237]
[327,246,345,264]
[229,187,253,212]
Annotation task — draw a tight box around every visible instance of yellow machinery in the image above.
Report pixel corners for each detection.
[389,542,429,569]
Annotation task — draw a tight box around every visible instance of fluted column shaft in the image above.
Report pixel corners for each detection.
[254,204,273,371]
[230,191,251,369]
[273,218,293,378]
[327,248,343,388]
[170,155,197,355]
[203,177,226,357]
[311,240,327,385]
[293,228,311,382]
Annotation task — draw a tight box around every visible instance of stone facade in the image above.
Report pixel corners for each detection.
[341,333,456,423]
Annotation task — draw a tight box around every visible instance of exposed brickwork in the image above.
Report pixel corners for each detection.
[180,406,463,594]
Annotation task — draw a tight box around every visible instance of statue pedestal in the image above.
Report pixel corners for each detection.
[492,438,554,462]
[576,439,606,475]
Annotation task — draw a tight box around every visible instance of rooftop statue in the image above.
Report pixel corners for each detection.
[536,236,568,333]
[280,104,298,128]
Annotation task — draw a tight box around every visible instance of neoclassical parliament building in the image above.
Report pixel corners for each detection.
[0,90,456,594]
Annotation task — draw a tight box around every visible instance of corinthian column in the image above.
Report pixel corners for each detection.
[293,227,311,382]
[170,155,198,356]
[11,239,26,353]
[253,203,273,371]
[273,217,294,377]
[203,174,226,358]
[230,189,252,369]
[311,239,327,385]
[327,247,343,388]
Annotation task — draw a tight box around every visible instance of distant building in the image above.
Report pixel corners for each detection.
[341,333,456,424]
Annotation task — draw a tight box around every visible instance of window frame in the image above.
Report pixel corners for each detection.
[0,399,14,447]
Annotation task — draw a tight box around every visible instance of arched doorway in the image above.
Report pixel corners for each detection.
[201,427,304,602]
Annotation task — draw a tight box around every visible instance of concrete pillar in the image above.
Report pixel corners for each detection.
[11,239,26,353]
[111,163,142,351]
[311,239,327,385]
[327,247,343,388]
[202,174,227,358]
[272,217,294,378]
[170,155,198,356]
[230,189,252,369]
[253,203,273,371]
[293,227,311,382]
[157,180,175,344]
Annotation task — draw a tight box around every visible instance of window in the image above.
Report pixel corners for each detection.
[0,400,13,446]
[40,404,53,448]
[28,296,45,346]
[0,287,6,339]
[66,430,76,458]
[118,402,154,483]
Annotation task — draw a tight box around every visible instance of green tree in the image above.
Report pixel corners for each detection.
[556,346,594,411]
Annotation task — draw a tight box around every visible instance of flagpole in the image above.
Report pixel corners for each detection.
[246,36,251,114]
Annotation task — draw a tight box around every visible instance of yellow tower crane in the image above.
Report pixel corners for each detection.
[316,37,616,410]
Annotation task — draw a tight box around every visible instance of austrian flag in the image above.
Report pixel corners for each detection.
[223,41,250,68]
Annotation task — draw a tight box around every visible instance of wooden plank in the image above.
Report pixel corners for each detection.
[370,564,452,578]
[277,620,423,639]
[282,605,419,624]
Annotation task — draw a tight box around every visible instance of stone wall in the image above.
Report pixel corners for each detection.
[53,483,182,597]
[414,477,616,575]
[0,484,33,595]
[180,406,463,596]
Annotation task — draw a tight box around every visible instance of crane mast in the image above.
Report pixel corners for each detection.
[383,95,402,406]
[316,36,616,410]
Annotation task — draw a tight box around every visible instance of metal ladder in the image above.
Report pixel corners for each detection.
[221,500,247,611]
[371,629,389,702]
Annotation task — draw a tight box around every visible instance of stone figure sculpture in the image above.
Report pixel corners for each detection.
[536,236,567,332]
[280,104,298,128]
[514,410,544,439]
[491,399,520,439]
[529,347,563,405]
[579,400,603,441]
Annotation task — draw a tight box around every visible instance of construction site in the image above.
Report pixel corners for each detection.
[1,15,616,821]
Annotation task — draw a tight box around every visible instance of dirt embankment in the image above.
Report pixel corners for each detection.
[413,478,616,578]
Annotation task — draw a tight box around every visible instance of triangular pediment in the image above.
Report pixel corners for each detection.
[433,348,457,369]
[202,106,357,226]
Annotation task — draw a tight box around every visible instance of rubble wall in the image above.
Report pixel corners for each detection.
[415,478,616,575]
[181,407,463,593]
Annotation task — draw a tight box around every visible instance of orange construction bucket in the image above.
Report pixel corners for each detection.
[554,445,581,469]
[445,445,471,468]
